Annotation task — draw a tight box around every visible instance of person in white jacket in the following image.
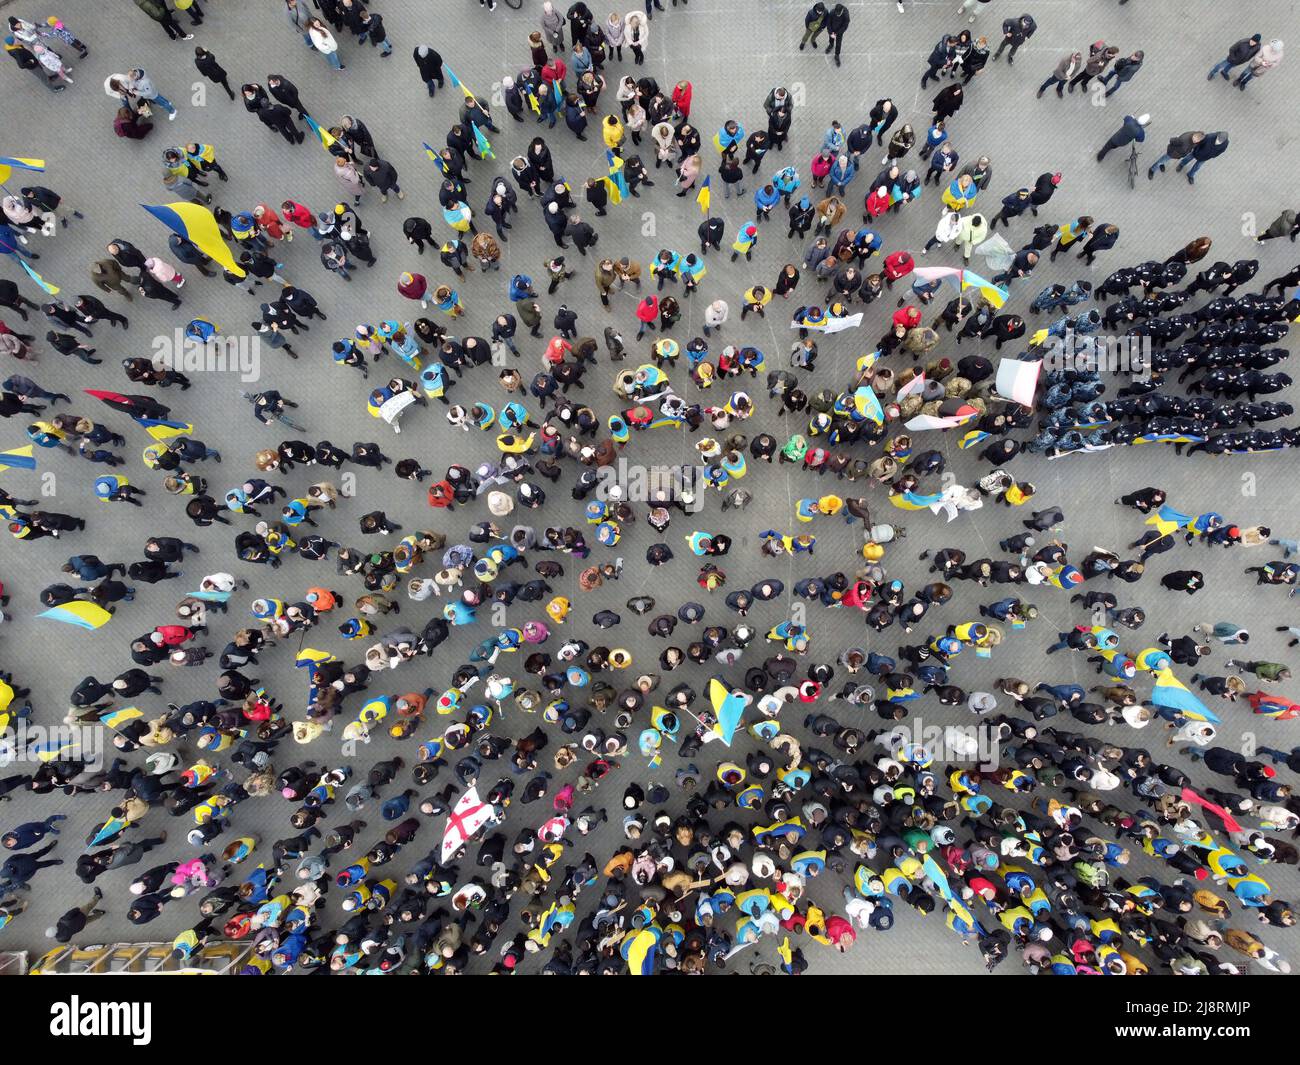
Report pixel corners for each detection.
[306,17,344,70]
[703,299,728,337]
[624,12,648,64]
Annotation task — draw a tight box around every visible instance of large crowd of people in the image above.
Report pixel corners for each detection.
[0,0,1297,976]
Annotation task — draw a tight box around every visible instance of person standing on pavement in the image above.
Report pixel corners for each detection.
[134,0,192,41]
[1231,39,1283,91]
[1099,50,1144,97]
[1207,32,1261,81]
[1096,112,1149,162]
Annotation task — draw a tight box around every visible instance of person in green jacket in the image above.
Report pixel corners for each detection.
[134,0,192,41]
[1226,659,1293,682]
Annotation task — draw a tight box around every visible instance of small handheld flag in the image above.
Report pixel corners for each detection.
[696,176,711,216]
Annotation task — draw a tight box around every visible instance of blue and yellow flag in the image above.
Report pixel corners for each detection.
[1146,503,1192,537]
[696,175,711,216]
[1151,667,1219,723]
[0,156,44,184]
[141,201,244,277]
[18,259,58,294]
[604,150,627,206]
[302,114,337,151]
[470,121,494,160]
[443,65,476,102]
[0,444,36,471]
[100,706,144,731]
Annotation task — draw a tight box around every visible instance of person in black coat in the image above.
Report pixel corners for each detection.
[962,38,990,84]
[193,47,235,100]
[994,14,1035,64]
[403,216,434,254]
[1180,131,1229,185]
[106,238,148,277]
[413,46,444,97]
[258,102,303,145]
[241,82,269,114]
[1077,224,1119,266]
[1028,171,1060,216]
[932,84,964,121]
[823,4,850,65]
[565,215,599,256]
[267,74,308,119]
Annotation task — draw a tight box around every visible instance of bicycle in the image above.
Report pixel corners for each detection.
[1126,143,1140,190]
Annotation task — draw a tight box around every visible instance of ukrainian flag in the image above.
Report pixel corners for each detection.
[100,706,144,730]
[890,489,944,511]
[695,176,710,216]
[141,201,245,277]
[18,260,58,295]
[443,65,475,101]
[470,121,494,160]
[1145,503,1192,536]
[0,156,44,184]
[620,926,660,975]
[136,417,194,441]
[1151,667,1220,723]
[302,114,337,151]
[0,445,36,471]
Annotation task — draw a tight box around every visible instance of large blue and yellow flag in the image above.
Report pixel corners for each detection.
[141,201,244,277]
[708,677,747,746]
[100,706,144,731]
[18,259,58,294]
[136,417,194,441]
[0,156,44,185]
[1151,666,1220,723]
[890,489,944,511]
[959,268,1008,310]
[1146,503,1192,537]
[0,444,36,471]
[302,114,337,151]
[39,601,113,630]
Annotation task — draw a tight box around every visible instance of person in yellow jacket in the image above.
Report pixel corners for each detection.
[602,114,625,153]
[740,284,772,320]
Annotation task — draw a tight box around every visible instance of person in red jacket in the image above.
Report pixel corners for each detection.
[671,80,692,120]
[634,294,658,340]
[427,480,456,509]
[280,199,317,234]
[883,249,915,289]
[397,271,432,307]
[151,623,204,647]
[893,304,922,329]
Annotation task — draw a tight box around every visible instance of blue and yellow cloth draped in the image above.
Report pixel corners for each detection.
[39,601,113,630]
[0,444,36,471]
[1145,503,1192,536]
[17,259,59,294]
[602,149,627,205]
[890,488,943,511]
[1151,666,1219,723]
[0,156,44,184]
[142,201,244,277]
